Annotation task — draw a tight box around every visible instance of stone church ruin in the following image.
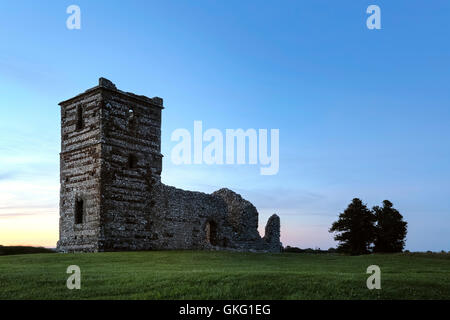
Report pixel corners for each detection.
[56,78,281,253]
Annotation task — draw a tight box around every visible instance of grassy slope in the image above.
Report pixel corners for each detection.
[0,251,449,299]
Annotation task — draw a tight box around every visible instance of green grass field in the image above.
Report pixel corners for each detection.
[0,251,449,299]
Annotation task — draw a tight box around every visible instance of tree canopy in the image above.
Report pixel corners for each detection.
[329,198,376,255]
[329,198,408,255]
[373,200,408,253]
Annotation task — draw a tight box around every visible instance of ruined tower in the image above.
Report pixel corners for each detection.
[57,78,163,252]
[57,78,281,253]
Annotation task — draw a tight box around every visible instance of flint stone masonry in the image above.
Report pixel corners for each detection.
[56,78,282,253]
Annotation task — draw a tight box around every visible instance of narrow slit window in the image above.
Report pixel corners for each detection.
[75,198,84,224]
[128,108,137,130]
[128,154,138,169]
[76,105,84,130]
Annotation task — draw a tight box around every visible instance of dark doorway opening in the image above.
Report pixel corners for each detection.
[205,220,218,246]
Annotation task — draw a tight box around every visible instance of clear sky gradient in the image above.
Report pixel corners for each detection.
[0,1,449,250]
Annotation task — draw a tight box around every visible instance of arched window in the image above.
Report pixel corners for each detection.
[205,221,218,246]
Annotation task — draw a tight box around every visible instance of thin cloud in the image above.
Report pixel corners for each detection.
[0,171,18,181]
[0,204,57,210]
[0,211,56,218]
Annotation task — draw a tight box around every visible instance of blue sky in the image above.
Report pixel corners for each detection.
[0,1,449,250]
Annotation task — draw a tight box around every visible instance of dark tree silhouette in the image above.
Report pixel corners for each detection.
[329,198,376,255]
[373,200,407,253]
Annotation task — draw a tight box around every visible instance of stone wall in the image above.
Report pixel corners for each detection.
[57,89,103,252]
[57,78,281,253]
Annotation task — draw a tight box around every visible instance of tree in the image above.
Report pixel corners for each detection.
[373,200,407,253]
[329,198,376,255]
